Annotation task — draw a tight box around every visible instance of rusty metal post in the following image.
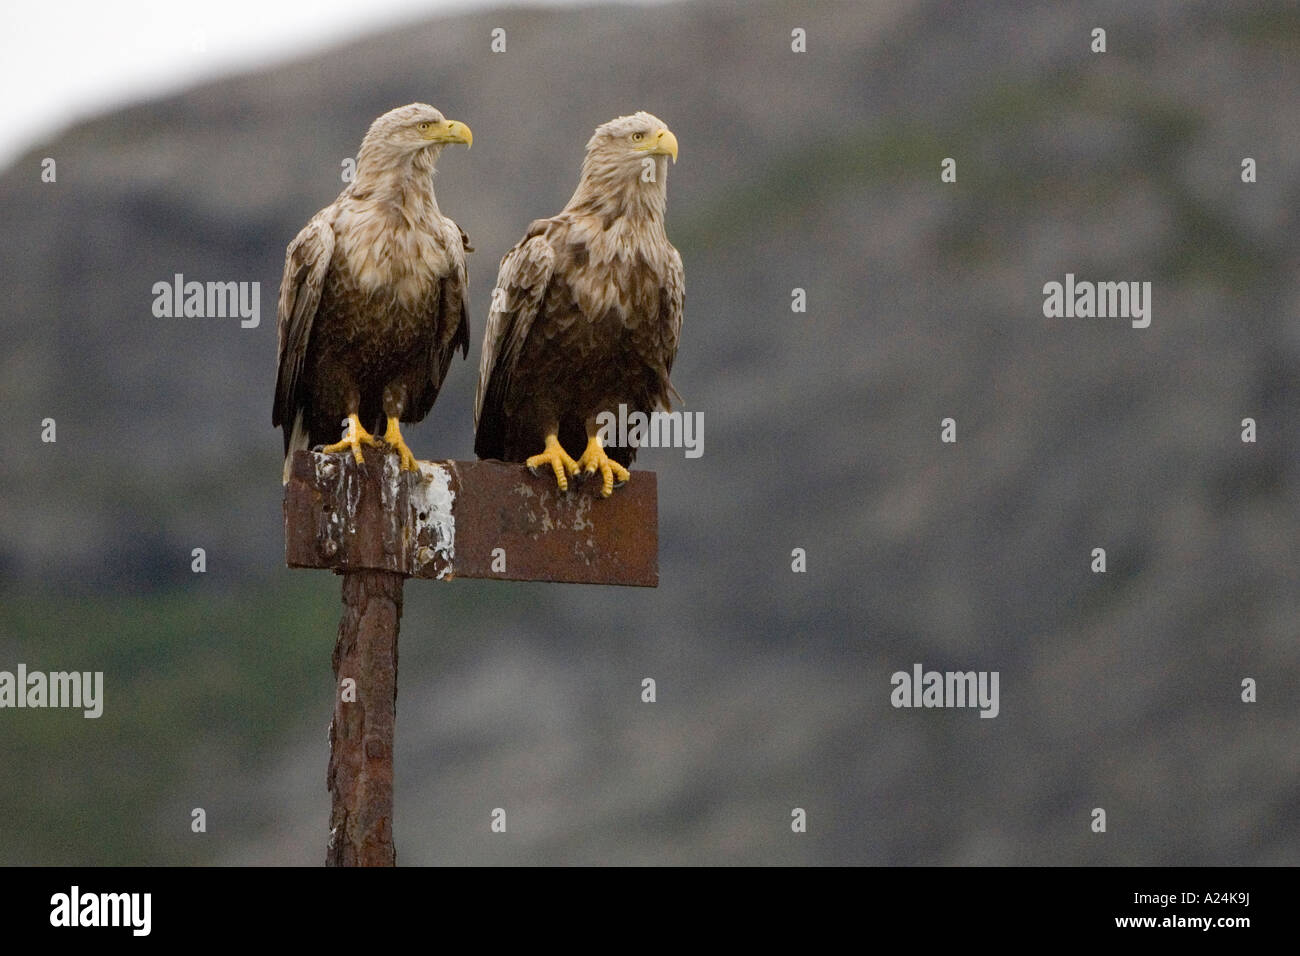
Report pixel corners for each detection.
[285,450,659,867]
[326,568,403,867]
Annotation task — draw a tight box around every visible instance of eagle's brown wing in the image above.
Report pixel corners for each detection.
[272,211,334,443]
[473,220,556,460]
[412,218,471,422]
[660,245,685,385]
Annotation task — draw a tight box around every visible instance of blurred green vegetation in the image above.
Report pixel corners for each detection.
[681,68,1271,295]
[0,572,551,864]
[0,577,334,864]
[1225,4,1300,50]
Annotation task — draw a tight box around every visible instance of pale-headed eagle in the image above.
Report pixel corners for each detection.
[474,112,684,496]
[274,103,473,483]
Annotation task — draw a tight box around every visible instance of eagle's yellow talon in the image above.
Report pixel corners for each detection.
[382,416,422,472]
[575,436,631,497]
[527,434,579,492]
[321,413,379,465]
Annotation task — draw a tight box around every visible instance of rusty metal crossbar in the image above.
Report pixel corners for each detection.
[284,450,658,586]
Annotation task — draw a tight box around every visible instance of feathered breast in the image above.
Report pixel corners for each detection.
[556,216,672,325]
[333,200,462,310]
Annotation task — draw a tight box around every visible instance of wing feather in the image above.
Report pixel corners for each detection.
[420,220,471,418]
[450,220,472,361]
[272,212,335,433]
[661,244,685,382]
[473,222,556,455]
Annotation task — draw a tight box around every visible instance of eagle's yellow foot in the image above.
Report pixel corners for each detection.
[381,416,420,472]
[321,413,379,465]
[527,434,579,492]
[575,436,630,498]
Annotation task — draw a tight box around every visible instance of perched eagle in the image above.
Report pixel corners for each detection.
[274,103,473,483]
[474,112,684,496]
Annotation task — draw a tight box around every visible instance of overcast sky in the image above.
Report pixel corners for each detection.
[0,0,668,170]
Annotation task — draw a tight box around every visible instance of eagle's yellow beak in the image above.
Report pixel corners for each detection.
[425,119,473,148]
[638,127,678,163]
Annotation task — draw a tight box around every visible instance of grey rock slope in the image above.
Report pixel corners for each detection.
[0,0,1296,863]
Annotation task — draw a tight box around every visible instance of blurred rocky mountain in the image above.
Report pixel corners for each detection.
[0,0,1296,864]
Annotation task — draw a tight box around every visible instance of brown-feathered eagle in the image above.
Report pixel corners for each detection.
[274,103,473,483]
[474,112,684,497]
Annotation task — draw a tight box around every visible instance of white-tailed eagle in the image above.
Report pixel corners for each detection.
[474,112,684,496]
[274,103,473,482]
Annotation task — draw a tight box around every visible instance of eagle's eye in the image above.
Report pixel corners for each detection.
[631,131,645,141]
[418,122,432,131]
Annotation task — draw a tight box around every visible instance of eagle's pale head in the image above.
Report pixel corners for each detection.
[348,103,472,214]
[571,112,678,221]
[585,112,678,176]
[359,103,473,160]
[350,103,472,204]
